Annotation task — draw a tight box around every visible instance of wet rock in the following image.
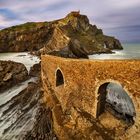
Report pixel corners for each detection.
[48,50,77,59]
[0,60,28,92]
[0,65,3,71]
[29,63,41,77]
[0,78,57,140]
[3,72,13,81]
[24,105,57,140]
[69,39,89,59]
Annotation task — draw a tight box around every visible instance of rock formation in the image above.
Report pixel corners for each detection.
[0,11,123,58]
[0,60,56,139]
[29,63,41,77]
[0,60,28,92]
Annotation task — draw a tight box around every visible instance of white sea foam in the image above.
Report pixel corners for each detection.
[0,52,40,71]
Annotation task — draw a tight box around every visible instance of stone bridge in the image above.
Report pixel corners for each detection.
[41,55,140,140]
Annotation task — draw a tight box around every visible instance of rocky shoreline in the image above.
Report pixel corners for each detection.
[0,59,56,140]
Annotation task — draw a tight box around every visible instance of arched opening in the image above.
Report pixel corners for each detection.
[24,48,28,52]
[56,69,64,87]
[96,82,136,125]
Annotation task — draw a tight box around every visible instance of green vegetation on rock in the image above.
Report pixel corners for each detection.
[0,11,123,58]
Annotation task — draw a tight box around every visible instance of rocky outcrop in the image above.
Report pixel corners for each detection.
[0,12,123,58]
[13,81,57,140]
[0,22,54,52]
[29,63,41,77]
[0,60,28,92]
[24,104,57,140]
[0,78,55,139]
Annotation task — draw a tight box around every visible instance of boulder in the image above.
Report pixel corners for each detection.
[0,65,3,71]
[0,60,28,92]
[3,72,13,81]
[29,63,41,77]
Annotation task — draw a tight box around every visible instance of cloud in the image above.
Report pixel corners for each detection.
[0,0,140,42]
[104,25,140,43]
[0,8,17,20]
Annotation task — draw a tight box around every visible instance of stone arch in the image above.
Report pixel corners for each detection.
[96,82,109,118]
[55,68,64,87]
[96,81,136,124]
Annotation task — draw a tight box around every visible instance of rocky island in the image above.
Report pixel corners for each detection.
[0,11,123,58]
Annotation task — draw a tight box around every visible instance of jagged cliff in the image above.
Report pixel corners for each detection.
[0,11,123,57]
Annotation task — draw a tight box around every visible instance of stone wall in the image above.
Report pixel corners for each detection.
[41,55,140,140]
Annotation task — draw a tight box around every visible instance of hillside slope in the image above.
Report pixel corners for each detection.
[0,11,123,58]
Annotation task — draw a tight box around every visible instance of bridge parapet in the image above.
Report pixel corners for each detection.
[42,55,140,139]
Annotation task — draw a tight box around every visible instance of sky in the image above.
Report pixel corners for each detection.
[0,0,140,43]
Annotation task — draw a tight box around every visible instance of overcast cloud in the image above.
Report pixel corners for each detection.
[0,0,140,43]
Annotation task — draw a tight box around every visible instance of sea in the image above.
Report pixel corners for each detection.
[0,52,40,71]
[89,43,140,60]
[0,44,139,63]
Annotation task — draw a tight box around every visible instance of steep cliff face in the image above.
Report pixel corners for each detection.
[0,11,123,56]
[0,22,54,52]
